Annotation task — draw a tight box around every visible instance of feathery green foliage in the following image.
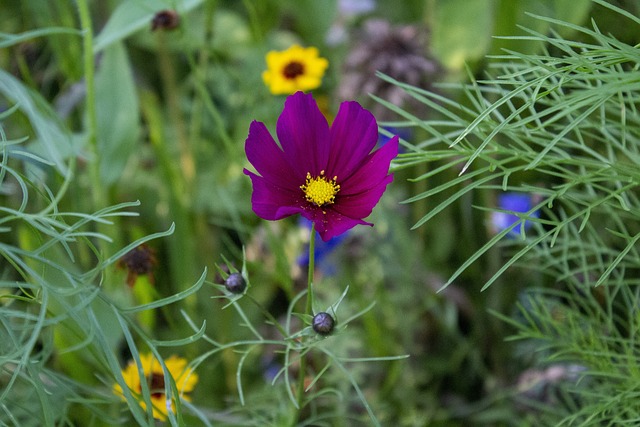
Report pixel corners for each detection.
[387,0,640,423]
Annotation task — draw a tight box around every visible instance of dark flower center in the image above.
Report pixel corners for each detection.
[119,244,157,275]
[283,61,305,79]
[147,373,166,399]
[117,244,158,287]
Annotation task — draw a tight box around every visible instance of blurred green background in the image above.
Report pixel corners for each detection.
[1,0,640,425]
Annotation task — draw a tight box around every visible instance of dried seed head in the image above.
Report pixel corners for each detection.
[338,19,440,119]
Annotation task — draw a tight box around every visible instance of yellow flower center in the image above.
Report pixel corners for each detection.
[300,170,340,206]
[283,61,305,79]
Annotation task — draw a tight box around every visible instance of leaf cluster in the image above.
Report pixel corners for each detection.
[382,0,640,423]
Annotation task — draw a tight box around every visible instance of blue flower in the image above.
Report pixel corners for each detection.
[297,217,348,275]
[338,0,376,16]
[491,193,539,237]
[261,355,282,383]
[378,126,410,151]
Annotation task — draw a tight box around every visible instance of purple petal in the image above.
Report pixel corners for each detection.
[302,208,371,241]
[244,170,305,220]
[245,121,297,190]
[276,92,330,181]
[325,101,379,180]
[334,173,393,219]
[340,136,398,196]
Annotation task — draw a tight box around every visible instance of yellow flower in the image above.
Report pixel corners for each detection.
[262,45,329,95]
[113,353,198,421]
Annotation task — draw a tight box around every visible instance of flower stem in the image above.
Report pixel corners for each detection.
[75,0,97,165]
[305,224,316,316]
[75,0,110,255]
[155,30,194,193]
[294,223,316,423]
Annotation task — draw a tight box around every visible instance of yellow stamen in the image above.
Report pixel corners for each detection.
[300,170,340,207]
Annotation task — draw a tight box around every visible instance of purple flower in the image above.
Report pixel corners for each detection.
[491,193,539,237]
[244,91,398,241]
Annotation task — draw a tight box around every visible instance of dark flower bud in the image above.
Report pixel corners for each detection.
[225,273,246,294]
[151,10,180,31]
[312,312,335,336]
[117,244,157,287]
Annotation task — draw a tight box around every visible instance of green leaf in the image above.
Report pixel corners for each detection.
[120,268,207,313]
[0,69,74,175]
[0,27,81,49]
[429,0,495,70]
[491,0,592,56]
[93,0,205,53]
[94,41,140,186]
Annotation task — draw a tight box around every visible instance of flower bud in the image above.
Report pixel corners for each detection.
[117,244,157,287]
[151,10,180,31]
[312,312,335,336]
[225,273,246,294]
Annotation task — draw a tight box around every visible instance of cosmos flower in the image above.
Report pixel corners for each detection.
[262,45,329,95]
[244,91,398,241]
[491,193,540,237]
[113,353,198,421]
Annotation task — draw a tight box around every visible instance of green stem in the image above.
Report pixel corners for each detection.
[139,90,196,295]
[77,0,103,197]
[294,223,316,423]
[76,0,95,143]
[156,31,193,197]
[75,0,104,209]
[305,224,316,316]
